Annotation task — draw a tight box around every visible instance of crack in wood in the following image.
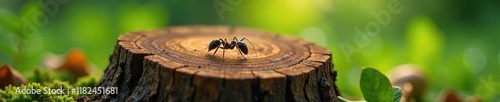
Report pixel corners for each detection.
[251,75,263,102]
[303,71,311,102]
[285,76,294,102]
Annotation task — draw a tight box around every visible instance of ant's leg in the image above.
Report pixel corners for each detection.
[212,46,220,55]
[237,48,247,60]
[222,48,226,61]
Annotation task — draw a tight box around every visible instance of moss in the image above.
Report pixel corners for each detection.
[1,77,98,101]
[28,68,58,85]
[28,67,77,84]
[1,66,101,101]
[75,76,98,87]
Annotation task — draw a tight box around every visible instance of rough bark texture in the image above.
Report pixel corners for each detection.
[93,25,341,102]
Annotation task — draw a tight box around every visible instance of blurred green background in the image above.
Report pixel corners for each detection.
[1,0,499,101]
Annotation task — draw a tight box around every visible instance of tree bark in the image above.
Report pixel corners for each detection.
[92,25,341,102]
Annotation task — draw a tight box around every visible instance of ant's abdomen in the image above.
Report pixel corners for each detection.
[237,41,248,54]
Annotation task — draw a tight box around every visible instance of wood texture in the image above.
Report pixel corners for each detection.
[93,25,340,102]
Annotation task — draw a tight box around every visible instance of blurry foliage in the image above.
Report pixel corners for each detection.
[0,0,499,101]
[406,15,444,69]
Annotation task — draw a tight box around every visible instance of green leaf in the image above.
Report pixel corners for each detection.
[338,96,367,102]
[393,86,403,102]
[360,68,393,102]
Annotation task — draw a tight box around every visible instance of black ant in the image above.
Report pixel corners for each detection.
[208,37,256,60]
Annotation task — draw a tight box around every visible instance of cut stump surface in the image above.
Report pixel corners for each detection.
[93,25,340,102]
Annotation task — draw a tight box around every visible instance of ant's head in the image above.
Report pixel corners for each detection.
[231,41,237,45]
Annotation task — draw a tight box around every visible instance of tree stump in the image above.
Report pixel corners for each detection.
[93,25,341,102]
